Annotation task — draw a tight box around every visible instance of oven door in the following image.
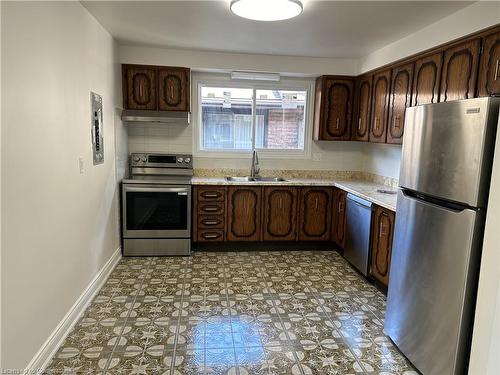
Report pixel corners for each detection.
[122,184,191,238]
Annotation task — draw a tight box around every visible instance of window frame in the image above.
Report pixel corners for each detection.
[192,73,314,159]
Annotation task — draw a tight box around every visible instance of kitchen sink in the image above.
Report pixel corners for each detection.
[225,176,287,182]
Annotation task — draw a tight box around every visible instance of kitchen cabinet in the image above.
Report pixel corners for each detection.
[158,67,190,111]
[440,39,481,102]
[370,70,391,143]
[298,187,333,241]
[332,188,347,248]
[352,74,372,142]
[227,186,262,242]
[370,206,395,287]
[387,62,414,144]
[313,76,355,141]
[123,65,157,110]
[478,27,500,97]
[262,187,298,241]
[412,52,443,106]
[193,186,226,242]
[122,64,190,112]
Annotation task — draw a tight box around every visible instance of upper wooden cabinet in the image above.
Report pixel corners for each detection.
[332,189,347,248]
[370,70,391,143]
[387,63,414,144]
[158,67,190,111]
[123,65,157,110]
[412,52,443,106]
[122,64,190,111]
[313,76,355,141]
[227,186,262,242]
[352,75,372,142]
[370,206,395,287]
[262,187,298,241]
[298,187,333,241]
[440,39,481,102]
[478,28,500,97]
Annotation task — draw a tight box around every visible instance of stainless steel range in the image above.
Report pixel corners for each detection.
[121,153,193,256]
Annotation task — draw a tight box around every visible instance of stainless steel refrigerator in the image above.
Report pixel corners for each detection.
[385,97,500,375]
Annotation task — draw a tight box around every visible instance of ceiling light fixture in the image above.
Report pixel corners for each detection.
[230,0,303,22]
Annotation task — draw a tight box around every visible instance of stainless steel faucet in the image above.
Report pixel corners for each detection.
[250,150,260,177]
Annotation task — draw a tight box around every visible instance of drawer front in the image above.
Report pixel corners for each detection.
[197,187,226,202]
[197,230,224,242]
[198,216,225,229]
[198,202,225,215]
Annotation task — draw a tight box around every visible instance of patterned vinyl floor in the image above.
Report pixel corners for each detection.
[44,250,417,375]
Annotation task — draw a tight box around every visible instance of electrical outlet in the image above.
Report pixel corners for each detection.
[313,153,322,161]
[79,157,85,174]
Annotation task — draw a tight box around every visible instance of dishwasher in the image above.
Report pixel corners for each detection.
[344,193,373,276]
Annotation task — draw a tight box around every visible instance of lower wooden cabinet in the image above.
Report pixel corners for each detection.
[298,187,333,241]
[262,187,298,241]
[332,188,347,248]
[227,186,262,241]
[370,206,396,287]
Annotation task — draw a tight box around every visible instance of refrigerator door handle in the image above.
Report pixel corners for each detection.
[401,188,474,213]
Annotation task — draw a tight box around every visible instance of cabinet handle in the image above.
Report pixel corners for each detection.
[243,198,246,211]
[338,201,342,213]
[279,197,283,209]
[394,116,400,129]
[169,85,174,98]
[139,84,144,97]
[495,59,500,81]
[358,118,362,131]
[315,198,318,209]
[203,234,219,239]
[203,206,219,212]
[335,118,340,129]
[203,193,220,198]
[202,220,219,226]
[380,224,386,237]
[375,118,379,129]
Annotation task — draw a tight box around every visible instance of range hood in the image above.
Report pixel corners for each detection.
[121,110,190,125]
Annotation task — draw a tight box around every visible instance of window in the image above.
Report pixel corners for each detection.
[195,77,312,158]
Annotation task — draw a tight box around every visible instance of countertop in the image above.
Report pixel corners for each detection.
[191,177,398,211]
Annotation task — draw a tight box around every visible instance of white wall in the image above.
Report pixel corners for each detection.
[359,2,500,73]
[120,45,359,77]
[468,120,500,375]
[1,1,121,369]
[362,143,402,180]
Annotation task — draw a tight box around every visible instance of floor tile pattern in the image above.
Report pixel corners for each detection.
[44,251,417,374]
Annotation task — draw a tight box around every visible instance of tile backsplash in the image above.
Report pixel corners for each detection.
[128,123,192,154]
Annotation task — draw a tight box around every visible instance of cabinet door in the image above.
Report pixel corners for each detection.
[370,70,391,143]
[478,28,500,97]
[158,67,190,111]
[313,77,354,141]
[387,63,414,145]
[298,187,333,241]
[352,75,372,141]
[440,39,481,102]
[123,65,157,110]
[227,186,262,242]
[370,206,395,287]
[412,52,443,106]
[332,189,347,247]
[262,187,298,241]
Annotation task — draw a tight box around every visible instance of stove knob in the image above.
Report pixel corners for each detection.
[141,156,147,162]
[177,157,184,163]
[184,157,191,164]
[132,156,140,162]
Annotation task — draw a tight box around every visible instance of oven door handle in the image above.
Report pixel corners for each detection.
[123,186,191,194]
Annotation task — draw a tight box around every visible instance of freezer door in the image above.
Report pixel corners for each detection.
[400,97,499,207]
[385,190,485,375]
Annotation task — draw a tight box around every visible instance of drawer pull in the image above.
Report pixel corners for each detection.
[203,234,220,239]
[202,220,219,225]
[202,193,220,198]
[202,206,220,212]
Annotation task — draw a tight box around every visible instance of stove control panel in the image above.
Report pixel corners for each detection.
[130,153,193,169]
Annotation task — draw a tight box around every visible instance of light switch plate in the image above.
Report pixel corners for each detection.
[313,153,322,161]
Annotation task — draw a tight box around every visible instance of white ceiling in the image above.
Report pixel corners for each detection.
[82,1,474,59]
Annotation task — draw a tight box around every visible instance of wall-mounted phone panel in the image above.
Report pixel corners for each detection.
[91,92,104,165]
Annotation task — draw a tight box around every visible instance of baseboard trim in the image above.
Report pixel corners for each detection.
[25,247,122,372]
